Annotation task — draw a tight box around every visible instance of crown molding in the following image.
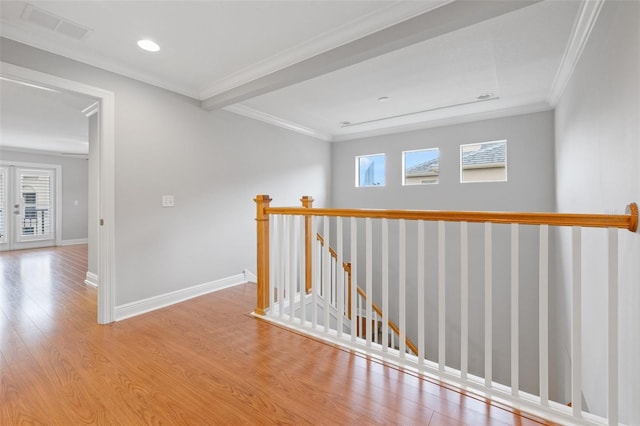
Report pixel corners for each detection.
[546,0,604,106]
[198,1,452,100]
[1,22,201,99]
[224,104,332,142]
[228,101,553,144]
[332,102,553,142]
[0,145,88,159]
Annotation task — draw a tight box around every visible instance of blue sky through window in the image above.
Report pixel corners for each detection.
[404,148,439,169]
[357,154,385,187]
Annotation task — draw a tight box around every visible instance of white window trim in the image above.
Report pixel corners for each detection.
[355,153,386,188]
[459,139,508,184]
[402,147,440,186]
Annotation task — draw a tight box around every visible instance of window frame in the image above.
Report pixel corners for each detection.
[402,147,440,186]
[355,153,386,188]
[459,139,507,184]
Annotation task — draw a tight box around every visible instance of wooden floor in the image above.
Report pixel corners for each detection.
[0,245,550,425]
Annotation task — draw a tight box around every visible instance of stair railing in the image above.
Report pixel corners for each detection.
[254,194,638,425]
[316,233,418,355]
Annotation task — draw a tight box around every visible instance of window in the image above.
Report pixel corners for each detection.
[403,148,439,185]
[356,153,385,187]
[460,140,507,183]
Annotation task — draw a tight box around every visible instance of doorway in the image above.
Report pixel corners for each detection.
[0,164,60,251]
[0,61,115,324]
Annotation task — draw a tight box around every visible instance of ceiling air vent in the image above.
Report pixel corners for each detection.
[20,4,92,41]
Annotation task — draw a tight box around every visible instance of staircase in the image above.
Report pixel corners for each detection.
[316,234,418,355]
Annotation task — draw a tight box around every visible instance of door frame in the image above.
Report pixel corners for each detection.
[0,162,62,250]
[1,61,116,324]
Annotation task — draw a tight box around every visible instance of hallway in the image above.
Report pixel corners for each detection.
[0,245,549,424]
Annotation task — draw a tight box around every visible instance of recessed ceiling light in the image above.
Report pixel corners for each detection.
[477,93,493,100]
[378,96,390,103]
[137,39,160,52]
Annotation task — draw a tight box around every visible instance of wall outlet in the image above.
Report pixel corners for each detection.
[162,195,175,207]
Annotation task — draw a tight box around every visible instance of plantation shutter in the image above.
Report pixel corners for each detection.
[18,169,53,239]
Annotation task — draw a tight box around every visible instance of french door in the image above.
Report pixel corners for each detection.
[0,165,56,251]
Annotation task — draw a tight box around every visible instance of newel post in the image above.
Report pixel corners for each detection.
[255,195,272,315]
[301,196,314,294]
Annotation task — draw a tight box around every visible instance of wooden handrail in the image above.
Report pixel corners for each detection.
[266,202,639,232]
[355,285,420,356]
[316,232,419,356]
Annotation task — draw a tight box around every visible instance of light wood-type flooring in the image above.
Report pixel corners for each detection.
[0,245,551,425]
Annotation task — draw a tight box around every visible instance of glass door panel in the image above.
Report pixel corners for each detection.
[15,168,55,243]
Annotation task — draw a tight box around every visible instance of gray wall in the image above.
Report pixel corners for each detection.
[554,1,640,422]
[330,111,556,394]
[332,111,554,212]
[1,38,331,306]
[0,149,89,241]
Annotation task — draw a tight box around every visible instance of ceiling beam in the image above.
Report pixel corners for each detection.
[201,0,541,111]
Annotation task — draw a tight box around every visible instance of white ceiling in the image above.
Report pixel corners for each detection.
[0,0,584,148]
[0,77,93,155]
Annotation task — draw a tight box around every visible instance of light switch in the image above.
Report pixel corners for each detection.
[162,195,175,207]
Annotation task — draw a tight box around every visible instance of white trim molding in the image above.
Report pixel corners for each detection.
[85,271,98,288]
[61,238,88,246]
[115,273,249,321]
[547,0,605,106]
[224,104,332,141]
[243,269,258,283]
[0,61,117,325]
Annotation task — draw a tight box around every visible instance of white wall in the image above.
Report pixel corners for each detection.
[331,111,556,394]
[554,1,639,422]
[0,148,88,242]
[0,38,331,307]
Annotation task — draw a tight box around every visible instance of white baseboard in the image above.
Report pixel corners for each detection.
[243,269,257,283]
[61,238,88,246]
[115,273,248,321]
[85,271,98,288]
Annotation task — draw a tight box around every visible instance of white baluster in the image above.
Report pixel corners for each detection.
[279,215,288,319]
[418,220,425,365]
[336,217,344,338]
[608,228,618,425]
[399,219,406,358]
[461,221,468,380]
[485,222,492,387]
[571,226,581,416]
[438,221,446,371]
[373,311,379,345]
[269,214,277,310]
[289,214,297,323]
[298,215,305,326]
[391,329,395,350]
[311,216,318,329]
[351,217,357,343]
[511,223,519,396]
[323,216,330,332]
[382,218,389,353]
[366,217,373,347]
[539,225,549,406]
